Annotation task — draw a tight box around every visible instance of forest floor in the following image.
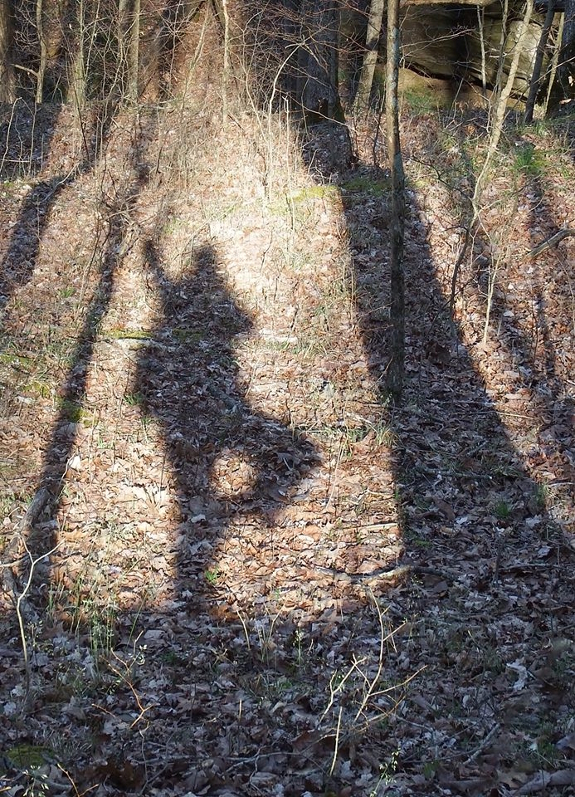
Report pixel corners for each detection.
[0,34,575,797]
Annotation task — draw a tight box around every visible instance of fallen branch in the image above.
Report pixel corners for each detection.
[528,228,575,257]
[314,563,458,584]
[462,722,501,765]
[1,488,53,600]
[514,768,575,794]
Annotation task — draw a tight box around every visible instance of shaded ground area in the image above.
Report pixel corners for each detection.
[0,42,574,797]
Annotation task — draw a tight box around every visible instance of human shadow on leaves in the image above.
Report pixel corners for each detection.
[135,239,317,606]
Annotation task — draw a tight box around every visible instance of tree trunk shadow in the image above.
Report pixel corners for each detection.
[305,119,573,563]
[302,117,574,784]
[2,114,150,606]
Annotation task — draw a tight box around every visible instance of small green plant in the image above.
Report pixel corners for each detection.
[494,500,512,520]
[341,175,390,195]
[106,328,151,340]
[5,745,50,769]
[286,184,340,204]
[522,723,562,768]
[372,749,400,793]
[292,627,305,668]
[534,483,548,509]
[481,646,505,674]
[422,759,439,779]
[123,391,144,406]
[58,399,83,423]
[68,596,117,658]
[204,567,220,585]
[0,351,34,368]
[173,328,202,343]
[161,650,186,666]
[26,380,53,399]
[513,142,545,177]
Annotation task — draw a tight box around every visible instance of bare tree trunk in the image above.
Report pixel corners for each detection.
[524,0,555,123]
[36,0,47,103]
[476,0,534,197]
[221,0,230,119]
[386,0,405,401]
[543,10,563,114]
[129,0,140,101]
[68,0,86,107]
[0,0,15,102]
[550,0,575,109]
[211,0,231,117]
[119,0,140,101]
[353,0,385,112]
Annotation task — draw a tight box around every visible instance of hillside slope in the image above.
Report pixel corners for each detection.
[0,13,574,795]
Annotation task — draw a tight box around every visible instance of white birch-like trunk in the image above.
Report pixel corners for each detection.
[353,0,385,112]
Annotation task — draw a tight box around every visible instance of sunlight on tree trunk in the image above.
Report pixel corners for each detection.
[119,0,140,102]
[68,0,86,108]
[129,0,141,102]
[221,0,231,120]
[353,0,385,113]
[475,0,535,193]
[524,0,555,123]
[449,0,537,338]
[35,0,46,103]
[543,11,564,115]
[473,0,534,342]
[211,0,231,121]
[386,0,405,402]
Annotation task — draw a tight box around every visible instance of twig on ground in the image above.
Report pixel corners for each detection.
[14,535,61,705]
[462,722,500,765]
[314,563,459,584]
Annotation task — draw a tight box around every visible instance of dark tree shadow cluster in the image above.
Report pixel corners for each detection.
[296,112,574,786]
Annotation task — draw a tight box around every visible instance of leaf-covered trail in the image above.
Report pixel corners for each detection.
[0,86,574,795]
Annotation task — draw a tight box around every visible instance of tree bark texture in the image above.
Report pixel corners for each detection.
[524,0,555,122]
[386,0,405,401]
[0,0,15,102]
[353,0,385,112]
[35,0,47,103]
[119,0,141,101]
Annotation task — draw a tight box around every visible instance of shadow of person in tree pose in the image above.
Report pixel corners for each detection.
[135,239,317,603]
